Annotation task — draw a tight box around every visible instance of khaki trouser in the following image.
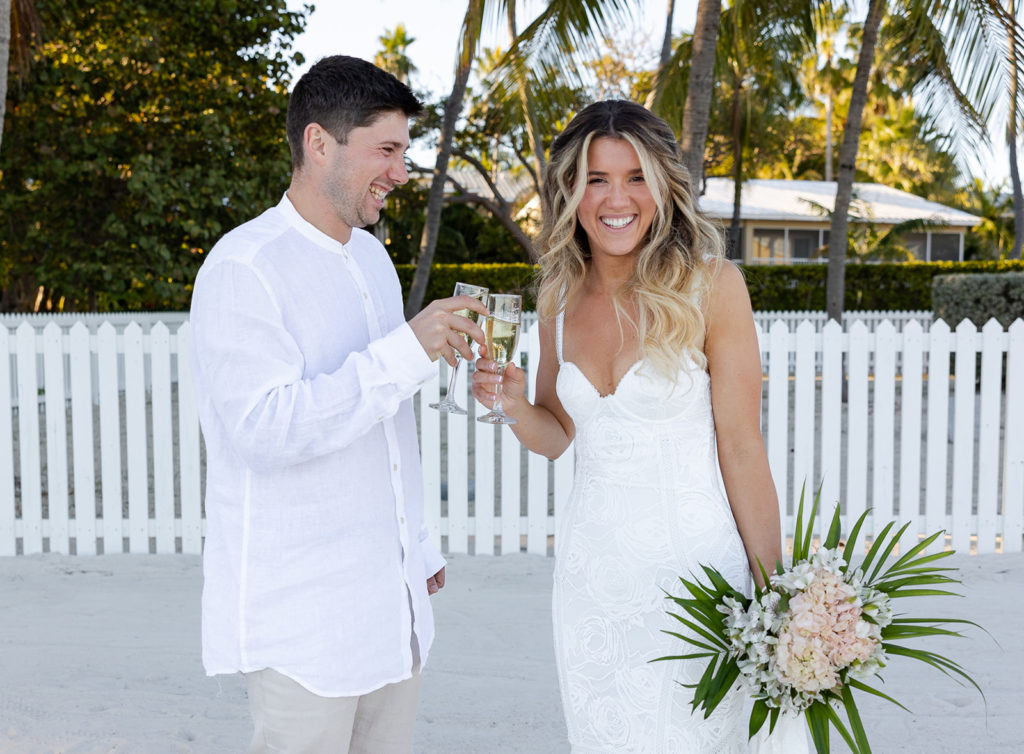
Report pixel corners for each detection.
[245,643,422,754]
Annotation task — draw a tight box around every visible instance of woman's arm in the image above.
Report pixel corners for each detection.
[472,318,575,460]
[705,261,783,586]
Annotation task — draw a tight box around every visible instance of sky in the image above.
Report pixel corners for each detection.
[284,0,1012,189]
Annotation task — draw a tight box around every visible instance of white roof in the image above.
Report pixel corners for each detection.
[442,167,536,203]
[698,178,981,228]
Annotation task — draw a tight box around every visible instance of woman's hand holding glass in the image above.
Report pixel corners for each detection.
[475,293,523,425]
[472,344,527,419]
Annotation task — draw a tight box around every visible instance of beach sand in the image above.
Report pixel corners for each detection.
[0,551,1021,753]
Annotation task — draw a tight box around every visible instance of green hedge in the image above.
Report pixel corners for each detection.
[931,272,1024,327]
[399,261,1024,312]
[740,260,1024,311]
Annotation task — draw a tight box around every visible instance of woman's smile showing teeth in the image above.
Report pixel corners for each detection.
[601,214,636,229]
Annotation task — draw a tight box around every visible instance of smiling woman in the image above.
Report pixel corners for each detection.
[470,99,797,753]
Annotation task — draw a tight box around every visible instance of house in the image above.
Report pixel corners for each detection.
[699,178,981,265]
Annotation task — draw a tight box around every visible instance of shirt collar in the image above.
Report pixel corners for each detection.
[277,191,352,254]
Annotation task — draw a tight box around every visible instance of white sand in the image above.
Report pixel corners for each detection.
[1,552,1021,753]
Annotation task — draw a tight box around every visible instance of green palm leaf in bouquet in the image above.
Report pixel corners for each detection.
[655,483,985,754]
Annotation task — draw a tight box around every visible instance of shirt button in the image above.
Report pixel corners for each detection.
[393,463,399,471]
[399,517,406,525]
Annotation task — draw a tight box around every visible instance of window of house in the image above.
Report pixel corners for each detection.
[903,233,927,260]
[752,229,785,263]
[789,230,823,262]
[930,233,961,261]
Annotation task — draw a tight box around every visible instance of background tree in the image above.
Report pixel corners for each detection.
[374,24,418,85]
[825,0,1008,321]
[0,0,305,311]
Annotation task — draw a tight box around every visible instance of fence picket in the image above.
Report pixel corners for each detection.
[1004,321,1024,553]
[42,324,70,553]
[447,410,469,555]
[847,323,869,537]
[151,323,175,553]
[976,321,1003,554]
[872,322,896,527]
[0,328,14,555]
[819,321,843,535]
[473,397,495,556]
[97,324,123,551]
[124,323,148,554]
[16,324,42,554]
[176,324,203,554]
[420,370,441,551]
[899,321,923,537]
[793,321,816,537]
[525,326,547,555]
[767,321,789,539]
[500,423,520,554]
[924,322,951,551]
[951,321,977,552]
[69,324,97,555]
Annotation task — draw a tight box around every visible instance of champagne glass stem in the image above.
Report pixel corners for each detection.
[492,364,507,415]
[445,356,462,401]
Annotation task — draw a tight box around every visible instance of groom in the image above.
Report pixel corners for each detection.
[188,55,486,752]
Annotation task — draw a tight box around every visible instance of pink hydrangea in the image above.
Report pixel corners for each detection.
[774,569,880,694]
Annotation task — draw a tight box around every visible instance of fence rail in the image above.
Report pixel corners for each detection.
[2,314,1022,557]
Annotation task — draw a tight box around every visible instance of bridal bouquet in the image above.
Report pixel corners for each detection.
[658,488,982,754]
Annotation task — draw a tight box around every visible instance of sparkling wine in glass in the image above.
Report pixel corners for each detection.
[477,293,522,425]
[429,282,489,415]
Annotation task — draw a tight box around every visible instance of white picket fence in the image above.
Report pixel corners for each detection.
[1,315,1022,557]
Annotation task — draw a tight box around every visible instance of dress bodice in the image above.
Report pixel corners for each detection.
[554,311,718,484]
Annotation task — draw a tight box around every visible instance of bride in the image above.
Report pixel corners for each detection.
[473,100,805,752]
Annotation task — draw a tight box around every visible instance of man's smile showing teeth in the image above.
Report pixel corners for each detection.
[601,214,636,229]
[369,186,389,201]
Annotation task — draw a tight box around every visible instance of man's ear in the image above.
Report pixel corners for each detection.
[303,122,331,168]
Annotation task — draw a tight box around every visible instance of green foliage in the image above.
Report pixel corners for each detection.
[394,264,536,309]
[741,261,1024,311]
[382,200,529,266]
[0,0,307,311]
[931,272,1024,327]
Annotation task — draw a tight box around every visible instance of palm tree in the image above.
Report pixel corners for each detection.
[1007,0,1023,259]
[825,0,1009,321]
[374,24,418,85]
[716,1,806,256]
[405,0,632,317]
[679,0,721,186]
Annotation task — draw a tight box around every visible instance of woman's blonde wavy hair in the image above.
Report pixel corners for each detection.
[535,100,725,376]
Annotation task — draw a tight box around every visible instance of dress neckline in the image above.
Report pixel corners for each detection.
[560,359,643,399]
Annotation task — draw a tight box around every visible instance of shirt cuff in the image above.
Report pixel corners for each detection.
[369,322,437,391]
[421,537,447,578]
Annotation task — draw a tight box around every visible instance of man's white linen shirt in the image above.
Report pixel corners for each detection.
[189,194,444,697]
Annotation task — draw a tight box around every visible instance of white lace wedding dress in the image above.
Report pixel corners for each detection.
[552,312,805,754]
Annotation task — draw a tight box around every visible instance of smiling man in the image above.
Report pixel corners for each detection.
[188,56,486,753]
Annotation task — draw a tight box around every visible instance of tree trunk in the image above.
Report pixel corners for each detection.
[1009,0,1023,259]
[679,0,721,188]
[0,0,12,155]
[405,59,472,318]
[728,81,743,259]
[826,0,885,322]
[644,0,676,111]
[825,90,834,182]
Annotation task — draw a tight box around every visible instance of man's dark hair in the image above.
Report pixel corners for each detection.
[286,55,423,170]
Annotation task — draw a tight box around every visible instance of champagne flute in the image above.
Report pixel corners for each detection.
[477,293,522,425]
[429,282,489,414]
